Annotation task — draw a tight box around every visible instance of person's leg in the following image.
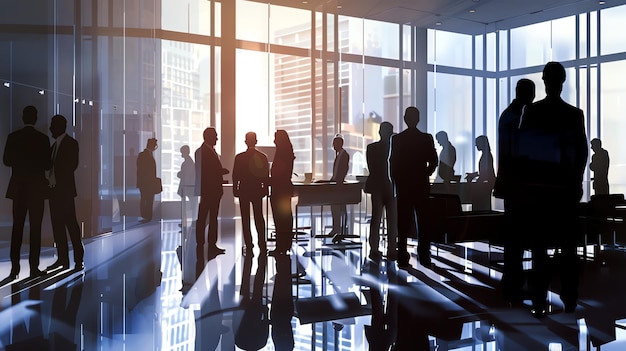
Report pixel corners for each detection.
[239,197,253,249]
[384,190,399,260]
[369,192,384,258]
[207,195,223,250]
[415,196,432,266]
[501,203,526,303]
[27,197,44,272]
[10,199,28,275]
[330,204,341,234]
[65,196,84,266]
[251,196,266,251]
[196,196,210,249]
[49,194,70,266]
[396,194,411,266]
[139,190,149,220]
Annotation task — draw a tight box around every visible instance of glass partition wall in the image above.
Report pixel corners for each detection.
[2,0,626,241]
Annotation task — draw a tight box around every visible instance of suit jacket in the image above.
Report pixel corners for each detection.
[516,96,588,202]
[51,135,79,197]
[493,99,525,199]
[330,149,349,183]
[136,148,157,192]
[195,143,226,197]
[364,140,392,194]
[233,148,269,198]
[3,125,51,200]
[390,128,438,196]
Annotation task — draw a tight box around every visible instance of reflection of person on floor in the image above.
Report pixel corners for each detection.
[590,138,609,195]
[270,254,295,350]
[494,78,535,305]
[390,107,438,269]
[328,134,350,240]
[233,131,270,253]
[269,130,295,256]
[195,127,229,260]
[235,254,269,350]
[365,122,398,261]
[46,114,85,272]
[435,131,456,183]
[515,61,588,318]
[49,279,83,349]
[136,138,159,223]
[3,105,51,280]
[177,145,197,224]
[364,261,397,351]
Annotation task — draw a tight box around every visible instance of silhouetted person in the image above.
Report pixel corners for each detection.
[270,254,295,350]
[195,127,229,259]
[269,130,295,256]
[590,138,609,195]
[46,114,85,272]
[329,133,350,241]
[435,131,457,183]
[177,145,197,224]
[233,131,270,253]
[465,135,496,211]
[516,62,588,318]
[136,138,159,222]
[390,107,438,268]
[3,105,51,280]
[465,135,495,184]
[494,78,535,305]
[364,260,397,351]
[364,122,398,261]
[234,253,269,350]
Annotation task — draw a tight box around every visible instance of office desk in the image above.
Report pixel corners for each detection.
[293,180,363,243]
[431,181,494,211]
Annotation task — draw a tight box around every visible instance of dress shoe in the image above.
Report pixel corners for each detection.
[46,261,69,271]
[6,270,19,281]
[397,260,411,269]
[29,268,45,278]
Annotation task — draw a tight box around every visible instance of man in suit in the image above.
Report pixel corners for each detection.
[195,127,229,259]
[3,105,51,280]
[364,122,398,261]
[232,132,270,253]
[329,134,350,242]
[516,62,588,318]
[493,78,535,305]
[390,107,438,268]
[46,115,85,272]
[136,138,159,222]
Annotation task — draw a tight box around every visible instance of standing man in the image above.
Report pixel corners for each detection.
[493,78,535,305]
[329,134,350,242]
[364,122,398,261]
[516,62,588,318]
[137,138,159,223]
[195,127,229,259]
[390,107,438,268]
[589,138,609,195]
[3,105,51,280]
[46,115,85,272]
[232,132,270,253]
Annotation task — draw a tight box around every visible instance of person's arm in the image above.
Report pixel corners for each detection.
[232,156,240,197]
[426,135,438,176]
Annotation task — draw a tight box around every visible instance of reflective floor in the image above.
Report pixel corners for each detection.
[2,217,626,351]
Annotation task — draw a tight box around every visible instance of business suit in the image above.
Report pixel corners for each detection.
[390,126,438,266]
[3,124,51,276]
[136,147,157,221]
[232,147,270,251]
[364,135,398,259]
[195,142,227,256]
[518,93,588,314]
[48,134,84,268]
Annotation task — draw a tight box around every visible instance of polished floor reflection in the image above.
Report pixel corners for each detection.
[2,218,626,350]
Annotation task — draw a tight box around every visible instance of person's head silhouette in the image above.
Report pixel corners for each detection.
[435,131,449,145]
[49,114,67,138]
[403,106,419,128]
[475,135,490,152]
[516,78,536,105]
[180,145,190,157]
[22,105,38,125]
[332,134,344,152]
[542,61,566,97]
[245,131,257,148]
[379,121,394,141]
[203,127,218,146]
[590,138,602,152]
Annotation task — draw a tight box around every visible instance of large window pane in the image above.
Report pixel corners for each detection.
[600,60,626,193]
[510,22,551,69]
[236,49,270,151]
[364,19,399,60]
[601,5,626,55]
[161,0,211,35]
[552,16,576,63]
[338,15,363,55]
[428,29,472,69]
[236,0,268,42]
[269,4,311,50]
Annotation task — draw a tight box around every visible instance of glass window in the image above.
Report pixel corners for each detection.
[338,16,363,55]
[601,5,626,55]
[403,24,412,61]
[236,0,268,43]
[552,16,576,63]
[269,4,311,49]
[236,49,270,152]
[161,0,211,35]
[364,19,399,60]
[486,32,496,71]
[601,60,626,194]
[475,35,484,70]
[499,30,508,71]
[428,29,473,69]
[510,22,551,69]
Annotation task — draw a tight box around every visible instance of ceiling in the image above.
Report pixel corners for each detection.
[258,0,626,34]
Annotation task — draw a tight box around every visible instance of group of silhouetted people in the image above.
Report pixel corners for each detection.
[3,106,84,283]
